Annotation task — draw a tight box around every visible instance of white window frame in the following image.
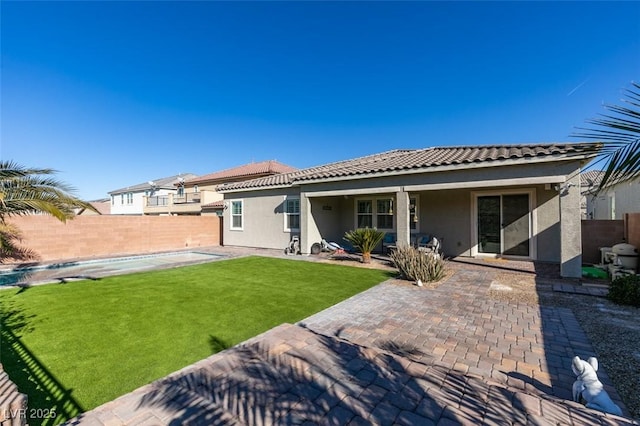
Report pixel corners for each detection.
[283,196,300,232]
[230,199,244,231]
[354,197,395,231]
[355,199,374,228]
[376,198,394,230]
[470,188,537,259]
[126,192,134,205]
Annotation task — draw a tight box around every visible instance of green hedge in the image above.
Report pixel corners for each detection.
[607,274,640,307]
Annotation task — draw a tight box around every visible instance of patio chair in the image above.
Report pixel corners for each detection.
[417,234,441,254]
[382,232,397,254]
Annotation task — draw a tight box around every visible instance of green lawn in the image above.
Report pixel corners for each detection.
[0,256,391,425]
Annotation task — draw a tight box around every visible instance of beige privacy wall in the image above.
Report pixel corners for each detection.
[7,215,220,264]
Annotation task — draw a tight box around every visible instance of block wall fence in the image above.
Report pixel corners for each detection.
[581,213,640,265]
[6,215,220,264]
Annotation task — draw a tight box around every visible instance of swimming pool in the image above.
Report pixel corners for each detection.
[0,251,224,287]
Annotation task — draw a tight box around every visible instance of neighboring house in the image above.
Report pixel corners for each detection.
[76,198,111,215]
[143,161,297,216]
[109,173,197,215]
[581,170,640,220]
[218,143,599,278]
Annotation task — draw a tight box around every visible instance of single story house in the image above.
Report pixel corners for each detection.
[217,143,599,278]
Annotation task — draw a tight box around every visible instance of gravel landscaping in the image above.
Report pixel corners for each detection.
[542,292,640,420]
[487,271,640,420]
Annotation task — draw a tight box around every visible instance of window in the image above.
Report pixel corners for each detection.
[355,196,417,231]
[111,196,115,206]
[357,200,373,228]
[376,199,394,229]
[357,198,393,229]
[231,200,243,230]
[121,194,124,205]
[126,193,133,205]
[284,197,300,231]
[194,185,199,193]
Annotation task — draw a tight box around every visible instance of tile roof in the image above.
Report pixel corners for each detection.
[108,173,198,195]
[185,160,297,185]
[219,143,600,192]
[201,200,225,209]
[580,170,604,189]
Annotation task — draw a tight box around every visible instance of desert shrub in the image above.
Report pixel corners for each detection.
[607,274,640,307]
[390,244,447,283]
[343,228,385,263]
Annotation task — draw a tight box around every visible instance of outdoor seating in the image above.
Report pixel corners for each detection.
[417,234,442,254]
[382,232,397,254]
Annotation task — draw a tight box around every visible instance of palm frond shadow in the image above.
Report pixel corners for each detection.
[133,324,567,425]
[377,340,425,360]
[0,308,84,425]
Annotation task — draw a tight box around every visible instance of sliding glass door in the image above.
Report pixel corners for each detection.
[477,193,530,257]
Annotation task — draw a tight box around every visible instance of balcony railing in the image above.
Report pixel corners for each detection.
[146,196,169,207]
[173,192,201,204]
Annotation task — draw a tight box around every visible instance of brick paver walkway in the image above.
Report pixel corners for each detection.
[301,268,620,406]
[66,260,636,425]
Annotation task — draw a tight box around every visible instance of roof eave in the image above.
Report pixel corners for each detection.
[292,153,592,186]
[218,183,295,194]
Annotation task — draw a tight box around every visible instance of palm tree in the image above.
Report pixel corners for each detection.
[573,81,640,193]
[0,161,96,260]
[343,228,385,264]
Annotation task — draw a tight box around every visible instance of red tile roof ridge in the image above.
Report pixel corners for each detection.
[185,160,297,184]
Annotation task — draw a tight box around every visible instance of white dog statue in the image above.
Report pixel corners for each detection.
[571,356,622,416]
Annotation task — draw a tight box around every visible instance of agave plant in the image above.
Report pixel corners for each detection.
[572,81,640,193]
[343,228,385,263]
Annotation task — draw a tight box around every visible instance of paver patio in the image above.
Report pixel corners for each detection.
[66,258,637,425]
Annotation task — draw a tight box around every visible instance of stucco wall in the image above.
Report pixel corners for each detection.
[535,185,561,262]
[222,159,581,269]
[587,178,640,220]
[223,188,301,250]
[420,189,471,257]
[6,215,220,264]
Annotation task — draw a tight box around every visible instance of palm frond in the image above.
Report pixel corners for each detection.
[571,82,640,192]
[0,161,98,222]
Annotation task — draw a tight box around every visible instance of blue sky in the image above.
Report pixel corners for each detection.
[2,1,639,200]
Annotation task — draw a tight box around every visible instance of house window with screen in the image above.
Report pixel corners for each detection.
[357,200,373,228]
[231,200,243,230]
[284,197,300,231]
[376,199,394,229]
[126,193,134,205]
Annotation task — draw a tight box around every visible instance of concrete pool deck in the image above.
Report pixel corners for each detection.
[0,249,233,287]
[64,251,636,425]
